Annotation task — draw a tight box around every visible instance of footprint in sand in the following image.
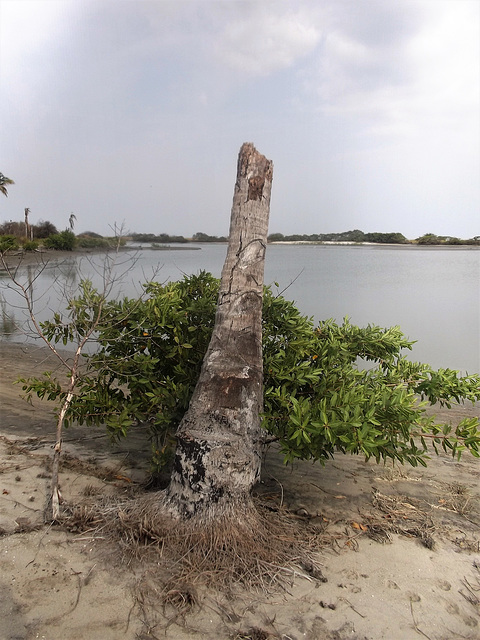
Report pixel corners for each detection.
[437,579,451,591]
[337,583,362,594]
[407,592,421,602]
[386,580,400,590]
[446,602,459,615]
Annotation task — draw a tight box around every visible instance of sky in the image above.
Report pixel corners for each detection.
[0,0,479,239]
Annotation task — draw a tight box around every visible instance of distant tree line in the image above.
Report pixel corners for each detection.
[267,229,480,245]
[131,233,189,244]
[414,233,480,246]
[0,218,123,253]
[130,232,228,243]
[192,231,228,242]
[2,217,479,252]
[0,219,59,239]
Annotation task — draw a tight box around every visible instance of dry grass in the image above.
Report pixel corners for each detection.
[61,490,329,593]
[439,482,473,516]
[58,490,333,637]
[362,489,436,548]
[452,533,480,552]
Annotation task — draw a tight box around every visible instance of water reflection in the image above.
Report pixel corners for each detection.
[0,298,16,339]
[0,257,82,341]
[40,258,80,286]
[0,245,478,373]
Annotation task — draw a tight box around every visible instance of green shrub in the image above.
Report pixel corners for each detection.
[76,236,111,249]
[44,230,76,251]
[416,233,441,245]
[22,240,40,252]
[0,234,19,253]
[20,272,480,473]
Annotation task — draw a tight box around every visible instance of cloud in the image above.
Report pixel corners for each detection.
[406,2,480,123]
[0,0,478,239]
[214,5,321,76]
[294,0,479,141]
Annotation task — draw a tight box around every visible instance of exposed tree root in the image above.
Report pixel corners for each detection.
[59,489,331,636]
[62,489,328,592]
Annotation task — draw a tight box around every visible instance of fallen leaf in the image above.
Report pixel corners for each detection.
[115,475,132,483]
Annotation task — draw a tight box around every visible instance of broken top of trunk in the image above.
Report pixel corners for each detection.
[166,143,273,519]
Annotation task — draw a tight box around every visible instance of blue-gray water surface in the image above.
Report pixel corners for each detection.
[1,244,479,373]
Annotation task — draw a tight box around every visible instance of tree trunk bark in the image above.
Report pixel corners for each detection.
[165,143,273,520]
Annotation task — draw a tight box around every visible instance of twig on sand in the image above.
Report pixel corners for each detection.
[268,474,284,508]
[309,481,346,498]
[338,597,365,619]
[459,575,480,606]
[409,599,432,639]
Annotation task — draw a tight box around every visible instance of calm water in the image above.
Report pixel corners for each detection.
[1,244,479,373]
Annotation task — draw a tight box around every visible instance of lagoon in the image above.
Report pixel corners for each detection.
[1,244,479,373]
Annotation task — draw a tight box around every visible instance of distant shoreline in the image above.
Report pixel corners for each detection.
[1,241,478,273]
[0,244,201,271]
[268,240,480,249]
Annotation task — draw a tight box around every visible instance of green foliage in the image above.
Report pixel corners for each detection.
[76,235,123,249]
[0,172,15,197]
[44,230,77,251]
[364,232,408,244]
[18,272,480,472]
[131,233,188,243]
[191,232,228,242]
[22,240,40,252]
[267,230,407,244]
[0,234,19,253]
[415,233,478,246]
[268,230,475,245]
[445,237,463,245]
[267,233,286,242]
[416,234,440,245]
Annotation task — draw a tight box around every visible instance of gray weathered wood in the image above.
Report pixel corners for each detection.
[166,143,273,519]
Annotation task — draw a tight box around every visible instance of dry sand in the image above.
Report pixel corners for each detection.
[0,342,479,640]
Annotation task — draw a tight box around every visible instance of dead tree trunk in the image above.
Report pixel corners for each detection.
[165,143,273,520]
[24,208,31,241]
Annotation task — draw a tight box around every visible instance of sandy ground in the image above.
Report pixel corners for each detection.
[0,342,479,640]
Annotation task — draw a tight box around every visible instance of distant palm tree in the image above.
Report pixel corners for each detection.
[0,173,14,197]
[69,213,77,231]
